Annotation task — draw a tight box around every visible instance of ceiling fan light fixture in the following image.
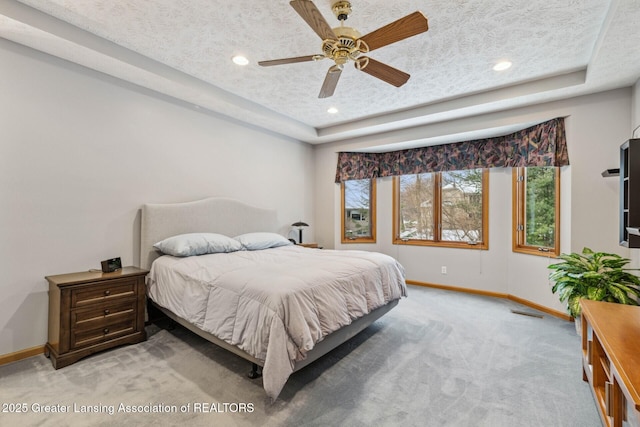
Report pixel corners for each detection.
[493,61,512,71]
[232,55,249,66]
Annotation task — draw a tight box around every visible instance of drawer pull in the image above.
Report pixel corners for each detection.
[104,290,111,296]
[103,328,109,334]
[104,309,110,315]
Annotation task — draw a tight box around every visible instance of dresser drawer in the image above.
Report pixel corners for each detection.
[71,278,138,308]
[70,318,137,350]
[72,299,137,331]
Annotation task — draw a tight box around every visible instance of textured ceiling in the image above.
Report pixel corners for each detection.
[1,0,639,148]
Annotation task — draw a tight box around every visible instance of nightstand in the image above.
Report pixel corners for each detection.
[45,266,148,369]
[299,243,319,248]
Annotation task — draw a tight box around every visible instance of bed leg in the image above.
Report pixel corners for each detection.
[146,299,169,325]
[248,363,262,379]
[166,319,177,331]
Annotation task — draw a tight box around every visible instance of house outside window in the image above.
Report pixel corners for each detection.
[341,179,376,243]
[393,169,489,249]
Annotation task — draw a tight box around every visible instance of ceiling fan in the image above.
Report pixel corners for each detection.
[258,0,429,98]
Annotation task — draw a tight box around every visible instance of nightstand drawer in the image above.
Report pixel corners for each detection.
[71,278,138,308]
[70,318,136,350]
[72,299,137,331]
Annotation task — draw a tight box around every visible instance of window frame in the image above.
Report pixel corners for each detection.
[392,169,489,249]
[512,167,561,257]
[341,179,377,244]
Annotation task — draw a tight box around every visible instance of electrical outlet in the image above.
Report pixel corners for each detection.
[441,266,447,274]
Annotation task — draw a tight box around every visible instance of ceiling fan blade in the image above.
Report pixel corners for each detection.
[359,11,428,52]
[319,66,342,98]
[290,0,336,41]
[258,55,318,67]
[356,57,410,87]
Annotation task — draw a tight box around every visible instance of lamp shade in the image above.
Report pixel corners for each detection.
[291,221,309,243]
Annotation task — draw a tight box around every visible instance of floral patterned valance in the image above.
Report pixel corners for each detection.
[335,117,569,182]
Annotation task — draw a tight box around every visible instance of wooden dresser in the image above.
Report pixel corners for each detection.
[45,266,148,369]
[581,300,640,427]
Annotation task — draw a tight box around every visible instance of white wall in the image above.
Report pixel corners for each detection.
[314,88,632,314]
[633,79,640,133]
[0,39,314,356]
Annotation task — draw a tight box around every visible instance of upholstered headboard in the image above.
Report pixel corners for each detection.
[140,197,278,270]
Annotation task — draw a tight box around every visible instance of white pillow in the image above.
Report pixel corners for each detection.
[154,233,243,257]
[234,232,293,251]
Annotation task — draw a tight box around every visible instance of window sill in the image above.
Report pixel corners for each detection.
[513,247,559,257]
[393,239,488,250]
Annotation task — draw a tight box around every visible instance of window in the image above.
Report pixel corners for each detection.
[512,167,560,256]
[341,179,376,243]
[393,169,489,249]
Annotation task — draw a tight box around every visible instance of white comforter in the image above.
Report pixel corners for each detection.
[146,245,406,399]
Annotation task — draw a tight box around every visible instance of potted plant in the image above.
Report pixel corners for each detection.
[548,247,640,331]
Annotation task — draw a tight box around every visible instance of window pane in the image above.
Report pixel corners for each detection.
[440,169,484,242]
[398,174,435,240]
[344,179,372,239]
[524,167,557,248]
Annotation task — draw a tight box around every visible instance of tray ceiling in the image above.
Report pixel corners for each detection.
[1,0,639,148]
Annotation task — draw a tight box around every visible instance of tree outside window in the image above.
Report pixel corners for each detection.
[398,174,435,240]
[513,167,560,256]
[394,169,489,249]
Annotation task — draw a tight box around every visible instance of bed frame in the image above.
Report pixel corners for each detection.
[140,197,398,375]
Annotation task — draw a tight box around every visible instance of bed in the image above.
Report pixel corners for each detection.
[140,197,406,400]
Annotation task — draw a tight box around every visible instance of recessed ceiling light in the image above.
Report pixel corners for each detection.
[493,61,512,71]
[232,55,249,66]
[327,107,339,114]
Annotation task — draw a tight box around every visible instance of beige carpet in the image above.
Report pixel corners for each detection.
[0,286,600,426]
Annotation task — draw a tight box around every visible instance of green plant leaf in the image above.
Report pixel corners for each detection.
[586,287,606,301]
[548,248,640,312]
[567,296,582,318]
[608,285,630,304]
[582,271,603,280]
